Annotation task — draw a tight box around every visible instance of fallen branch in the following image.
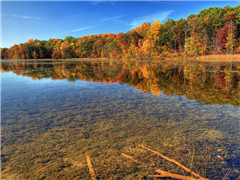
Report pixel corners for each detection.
[86,155,97,180]
[138,144,208,180]
[122,152,197,180]
[121,153,140,164]
[149,169,197,180]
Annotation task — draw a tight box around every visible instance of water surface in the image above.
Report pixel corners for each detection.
[1,60,240,179]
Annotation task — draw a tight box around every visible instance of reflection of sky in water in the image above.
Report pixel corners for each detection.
[1,62,240,179]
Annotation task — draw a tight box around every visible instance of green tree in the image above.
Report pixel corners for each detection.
[60,41,75,59]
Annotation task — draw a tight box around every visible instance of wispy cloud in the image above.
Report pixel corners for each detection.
[71,26,94,32]
[91,0,115,6]
[130,10,174,29]
[69,15,124,33]
[98,15,125,23]
[3,14,42,19]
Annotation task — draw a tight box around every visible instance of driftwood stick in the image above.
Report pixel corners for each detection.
[122,153,197,180]
[138,144,208,180]
[121,153,140,163]
[150,169,197,180]
[86,155,97,180]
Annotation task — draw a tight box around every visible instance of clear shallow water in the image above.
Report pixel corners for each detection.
[1,60,240,179]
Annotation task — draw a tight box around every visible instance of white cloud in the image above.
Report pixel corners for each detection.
[130,10,174,29]
[70,15,124,33]
[3,14,42,19]
[98,15,125,23]
[19,15,32,19]
[91,0,115,6]
[71,26,93,32]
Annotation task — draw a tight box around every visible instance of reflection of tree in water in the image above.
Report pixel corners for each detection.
[1,60,240,107]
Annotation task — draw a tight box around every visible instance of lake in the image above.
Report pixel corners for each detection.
[1,60,240,179]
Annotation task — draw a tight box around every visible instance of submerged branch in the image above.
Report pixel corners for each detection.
[86,155,97,180]
[121,153,140,164]
[138,144,208,180]
[150,169,198,180]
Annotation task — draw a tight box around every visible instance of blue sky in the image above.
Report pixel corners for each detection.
[1,1,239,48]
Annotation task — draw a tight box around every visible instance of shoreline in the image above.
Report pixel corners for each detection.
[1,54,240,63]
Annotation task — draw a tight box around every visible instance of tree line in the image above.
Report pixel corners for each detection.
[1,5,240,59]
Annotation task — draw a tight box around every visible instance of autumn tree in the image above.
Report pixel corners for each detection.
[185,32,202,56]
[105,39,121,58]
[60,41,75,59]
[92,38,106,57]
[224,12,237,53]
[147,20,162,55]
[0,48,8,59]
[161,19,177,53]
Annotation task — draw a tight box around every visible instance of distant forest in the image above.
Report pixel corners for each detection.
[1,5,240,59]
